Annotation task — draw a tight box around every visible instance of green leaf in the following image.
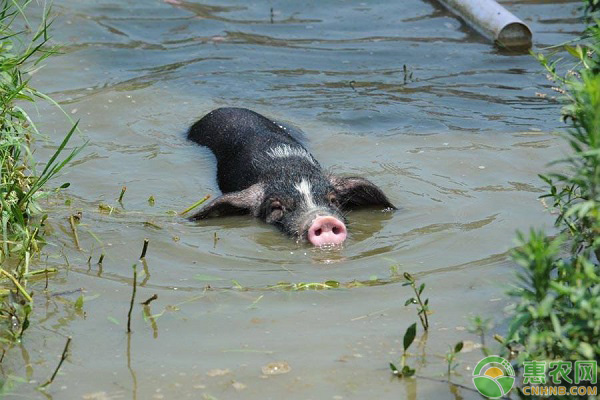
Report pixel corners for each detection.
[401,365,416,377]
[538,174,552,185]
[565,45,583,60]
[506,313,530,341]
[578,342,594,359]
[60,182,70,189]
[454,341,463,354]
[403,322,417,352]
[418,283,425,295]
[404,298,416,306]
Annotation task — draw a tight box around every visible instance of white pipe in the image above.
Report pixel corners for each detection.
[438,0,532,49]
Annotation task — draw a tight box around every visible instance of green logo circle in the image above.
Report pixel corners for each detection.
[472,355,516,399]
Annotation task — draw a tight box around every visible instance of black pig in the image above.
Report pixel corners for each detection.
[188,107,395,246]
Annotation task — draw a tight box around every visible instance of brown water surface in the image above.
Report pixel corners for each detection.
[3,0,582,399]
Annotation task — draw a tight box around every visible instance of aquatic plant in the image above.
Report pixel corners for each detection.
[389,273,431,379]
[402,272,430,331]
[446,341,464,379]
[506,0,600,371]
[389,322,417,378]
[0,0,83,341]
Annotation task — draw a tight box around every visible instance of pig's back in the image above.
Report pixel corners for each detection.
[188,107,315,193]
[188,107,301,153]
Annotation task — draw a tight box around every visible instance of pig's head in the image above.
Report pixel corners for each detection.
[190,175,395,246]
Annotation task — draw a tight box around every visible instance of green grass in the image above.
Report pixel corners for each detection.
[504,0,600,386]
[0,0,83,341]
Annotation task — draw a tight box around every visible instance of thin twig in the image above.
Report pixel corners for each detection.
[127,264,137,333]
[97,254,104,265]
[0,268,32,302]
[24,227,39,267]
[22,268,57,278]
[141,294,157,306]
[118,186,127,202]
[179,194,210,216]
[69,215,81,250]
[414,287,429,330]
[39,337,72,389]
[61,251,70,267]
[139,239,149,259]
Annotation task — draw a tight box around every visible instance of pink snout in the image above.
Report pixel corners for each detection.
[307,216,347,246]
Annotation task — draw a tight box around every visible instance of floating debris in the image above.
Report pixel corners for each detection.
[261,361,291,375]
[206,368,230,377]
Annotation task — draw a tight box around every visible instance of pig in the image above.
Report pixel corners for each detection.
[187,107,395,246]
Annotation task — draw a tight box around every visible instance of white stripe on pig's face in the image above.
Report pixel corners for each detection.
[294,178,317,210]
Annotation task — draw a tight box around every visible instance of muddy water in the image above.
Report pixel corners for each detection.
[4,0,582,399]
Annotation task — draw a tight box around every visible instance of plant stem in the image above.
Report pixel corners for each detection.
[118,186,126,202]
[0,268,32,302]
[22,268,57,278]
[69,215,81,250]
[127,264,137,333]
[139,239,149,259]
[39,336,72,389]
[179,194,211,215]
[414,287,429,330]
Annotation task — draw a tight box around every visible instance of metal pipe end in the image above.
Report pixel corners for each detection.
[496,22,532,50]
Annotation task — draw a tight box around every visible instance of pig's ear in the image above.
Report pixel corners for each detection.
[189,183,265,220]
[329,176,396,210]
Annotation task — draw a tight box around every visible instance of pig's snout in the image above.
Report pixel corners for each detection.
[307,216,347,246]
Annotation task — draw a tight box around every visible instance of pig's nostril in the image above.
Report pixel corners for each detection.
[332,226,340,234]
[315,229,322,236]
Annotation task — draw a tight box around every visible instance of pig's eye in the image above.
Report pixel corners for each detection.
[328,195,340,208]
